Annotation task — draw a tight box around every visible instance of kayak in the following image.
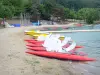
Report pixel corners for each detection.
[26,40,44,44]
[33,34,47,40]
[26,43,83,49]
[27,46,46,51]
[25,39,83,49]
[27,33,48,36]
[24,30,49,36]
[25,39,44,44]
[25,39,37,42]
[33,35,65,40]
[25,30,65,40]
[26,50,95,61]
[27,46,79,52]
[24,30,37,35]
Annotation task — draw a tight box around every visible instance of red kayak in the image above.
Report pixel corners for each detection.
[25,39,43,43]
[26,43,83,49]
[27,45,80,51]
[27,46,46,51]
[27,41,44,44]
[25,39,36,41]
[25,39,83,49]
[26,50,95,61]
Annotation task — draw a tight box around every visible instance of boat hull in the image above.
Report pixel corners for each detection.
[26,51,95,61]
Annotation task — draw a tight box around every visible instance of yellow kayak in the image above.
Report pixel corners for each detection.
[25,30,49,36]
[33,34,65,40]
[25,30,65,40]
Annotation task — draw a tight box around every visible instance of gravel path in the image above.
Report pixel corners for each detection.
[0,27,83,75]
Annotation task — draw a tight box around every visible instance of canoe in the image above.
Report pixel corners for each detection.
[26,51,95,61]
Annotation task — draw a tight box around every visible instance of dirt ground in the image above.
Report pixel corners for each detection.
[0,26,83,75]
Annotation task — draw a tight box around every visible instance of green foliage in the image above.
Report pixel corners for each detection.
[63,8,70,19]
[38,4,51,20]
[30,0,100,23]
[0,3,14,18]
[77,8,100,24]
[69,10,76,19]
[38,0,62,20]
[52,5,65,20]
[0,0,26,18]
[24,0,33,13]
[0,0,100,24]
[56,0,100,10]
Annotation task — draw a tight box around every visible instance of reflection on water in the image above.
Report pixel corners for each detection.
[63,25,100,75]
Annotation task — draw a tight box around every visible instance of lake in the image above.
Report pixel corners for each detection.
[62,24,100,75]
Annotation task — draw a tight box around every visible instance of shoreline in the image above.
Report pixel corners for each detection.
[41,29,100,33]
[0,27,83,75]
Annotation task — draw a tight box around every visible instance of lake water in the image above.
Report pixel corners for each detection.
[63,25,100,75]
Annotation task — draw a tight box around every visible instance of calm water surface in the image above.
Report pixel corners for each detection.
[63,25,100,75]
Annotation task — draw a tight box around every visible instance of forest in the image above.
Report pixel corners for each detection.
[0,0,100,24]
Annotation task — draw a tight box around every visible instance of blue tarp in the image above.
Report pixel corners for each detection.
[32,22,40,26]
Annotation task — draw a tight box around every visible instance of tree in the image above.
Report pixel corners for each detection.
[24,0,100,23]
[63,8,70,19]
[38,0,57,20]
[51,5,65,21]
[77,8,100,24]
[0,2,14,18]
[38,4,50,20]
[0,0,27,18]
[24,0,33,13]
[9,0,26,16]
[69,9,76,19]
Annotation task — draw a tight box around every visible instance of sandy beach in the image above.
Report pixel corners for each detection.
[0,26,83,75]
